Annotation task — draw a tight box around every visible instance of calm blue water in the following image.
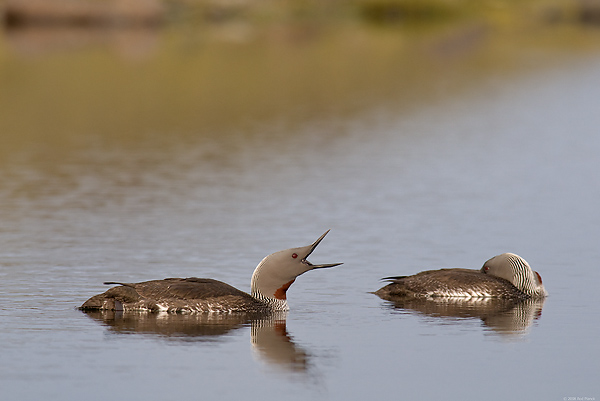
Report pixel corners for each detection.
[1,56,600,400]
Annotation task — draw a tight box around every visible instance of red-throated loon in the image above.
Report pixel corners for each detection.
[375,253,547,300]
[80,231,341,313]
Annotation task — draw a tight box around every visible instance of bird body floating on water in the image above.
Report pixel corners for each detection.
[80,230,341,313]
[375,253,547,300]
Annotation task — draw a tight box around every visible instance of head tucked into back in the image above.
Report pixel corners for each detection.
[481,253,547,297]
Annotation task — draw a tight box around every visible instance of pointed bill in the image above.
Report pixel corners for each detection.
[303,230,343,269]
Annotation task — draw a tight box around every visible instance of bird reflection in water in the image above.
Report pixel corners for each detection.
[81,310,314,373]
[250,315,309,373]
[378,297,545,338]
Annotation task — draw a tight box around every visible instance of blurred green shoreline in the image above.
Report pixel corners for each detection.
[2,0,598,28]
[1,0,600,159]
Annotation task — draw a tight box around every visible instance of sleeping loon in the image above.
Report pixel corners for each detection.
[375,253,547,300]
[80,231,341,313]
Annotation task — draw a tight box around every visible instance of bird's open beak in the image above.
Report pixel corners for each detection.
[302,230,343,269]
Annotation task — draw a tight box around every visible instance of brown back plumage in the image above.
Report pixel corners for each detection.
[129,278,251,300]
[375,268,527,300]
[80,278,268,313]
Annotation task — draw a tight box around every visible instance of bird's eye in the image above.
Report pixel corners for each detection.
[483,266,489,271]
[292,253,298,259]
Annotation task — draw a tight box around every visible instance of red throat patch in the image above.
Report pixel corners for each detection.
[274,279,296,300]
[535,271,543,284]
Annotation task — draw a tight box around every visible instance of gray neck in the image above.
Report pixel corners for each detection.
[250,258,291,311]
[251,289,289,311]
[508,256,545,297]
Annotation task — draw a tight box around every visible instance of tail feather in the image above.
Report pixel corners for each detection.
[381,276,407,282]
[103,281,135,288]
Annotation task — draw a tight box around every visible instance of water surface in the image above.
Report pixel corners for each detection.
[1,33,600,401]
